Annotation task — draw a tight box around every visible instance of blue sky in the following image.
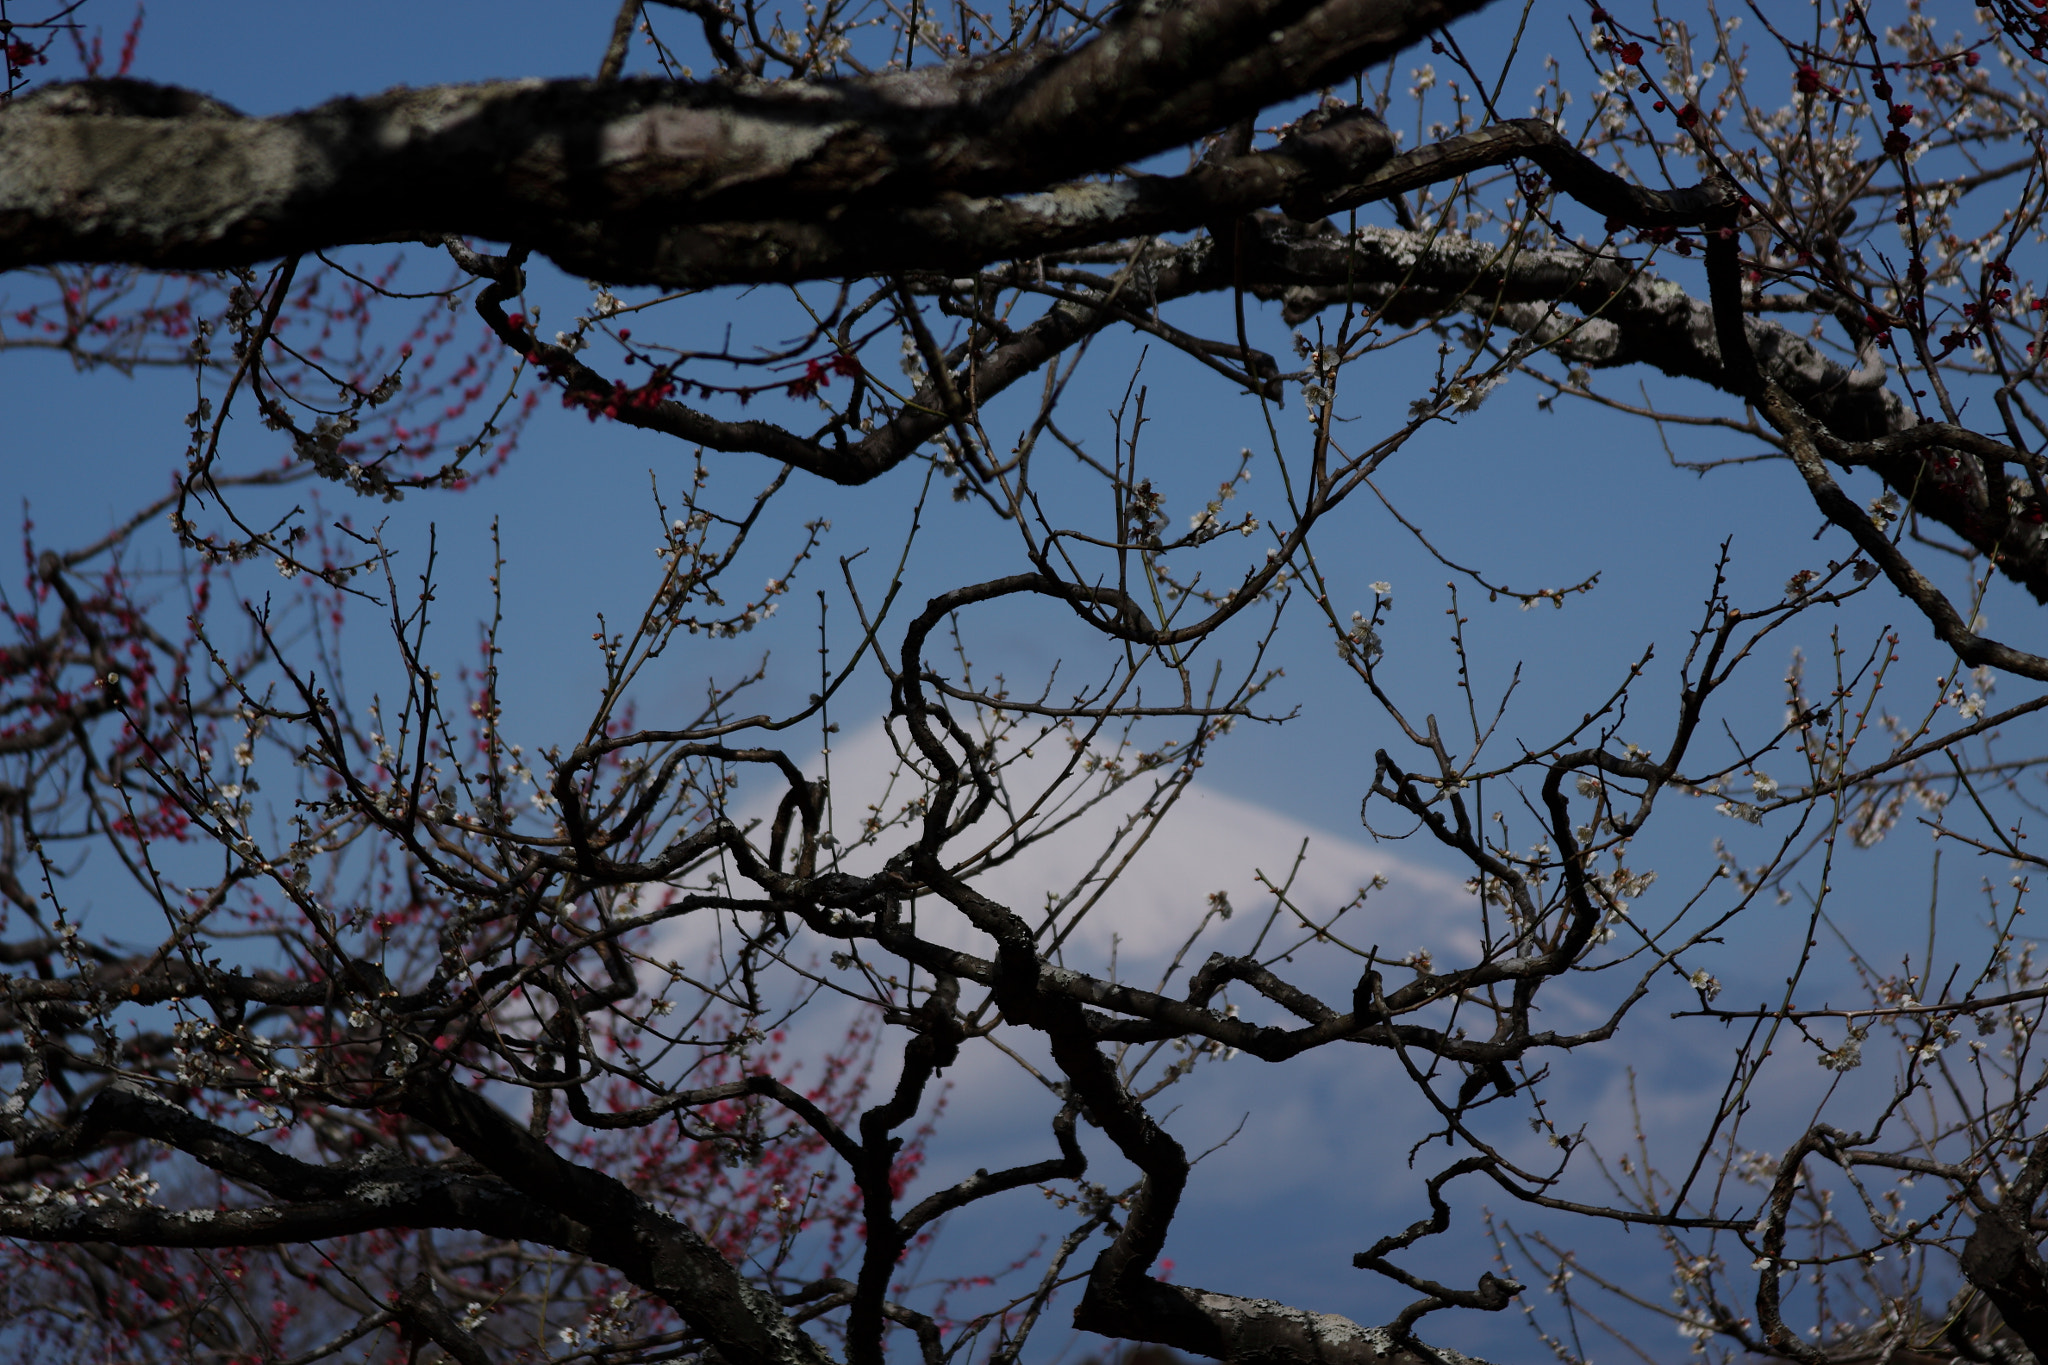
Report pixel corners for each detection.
[7,4,2040,1361]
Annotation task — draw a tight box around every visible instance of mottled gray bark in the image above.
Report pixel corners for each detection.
[0,0,1485,284]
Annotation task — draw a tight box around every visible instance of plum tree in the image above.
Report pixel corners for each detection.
[6,2,2048,1363]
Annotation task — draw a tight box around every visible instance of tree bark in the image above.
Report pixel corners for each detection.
[0,0,1489,284]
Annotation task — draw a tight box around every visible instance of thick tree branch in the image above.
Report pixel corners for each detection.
[399,1069,832,1365]
[0,0,1486,283]
[0,1159,594,1253]
[1073,1278,1499,1365]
